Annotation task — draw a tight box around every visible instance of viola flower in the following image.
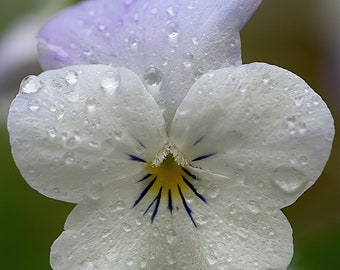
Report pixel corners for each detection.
[8,0,334,269]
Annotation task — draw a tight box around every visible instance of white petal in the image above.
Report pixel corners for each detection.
[8,65,167,203]
[51,176,292,269]
[170,63,334,207]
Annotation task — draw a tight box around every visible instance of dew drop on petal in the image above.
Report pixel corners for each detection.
[207,185,219,198]
[128,34,139,53]
[247,200,260,214]
[20,75,42,94]
[65,70,79,84]
[64,151,75,165]
[182,52,194,68]
[114,130,122,140]
[101,71,120,94]
[48,127,57,138]
[272,167,306,194]
[122,223,132,232]
[191,35,200,45]
[126,258,134,266]
[28,99,40,112]
[88,182,104,200]
[144,67,163,86]
[166,22,179,39]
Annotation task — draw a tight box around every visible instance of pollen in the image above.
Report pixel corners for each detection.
[146,155,187,199]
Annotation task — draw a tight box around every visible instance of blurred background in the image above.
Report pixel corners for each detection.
[0,0,339,269]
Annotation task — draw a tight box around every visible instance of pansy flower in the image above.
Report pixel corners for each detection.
[8,0,334,269]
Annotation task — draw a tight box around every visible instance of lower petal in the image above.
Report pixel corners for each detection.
[50,177,292,269]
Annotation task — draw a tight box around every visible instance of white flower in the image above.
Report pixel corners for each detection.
[7,0,334,269]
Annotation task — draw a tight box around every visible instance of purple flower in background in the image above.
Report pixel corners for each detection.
[7,0,334,269]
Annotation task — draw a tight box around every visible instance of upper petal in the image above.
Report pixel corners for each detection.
[37,0,262,122]
[170,63,334,208]
[8,65,167,203]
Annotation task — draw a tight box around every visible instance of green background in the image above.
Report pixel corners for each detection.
[0,0,339,269]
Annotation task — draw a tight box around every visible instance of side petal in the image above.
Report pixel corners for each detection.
[170,63,334,208]
[37,0,262,122]
[8,65,167,203]
[50,177,292,269]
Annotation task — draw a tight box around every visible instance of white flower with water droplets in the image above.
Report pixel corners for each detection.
[8,0,334,269]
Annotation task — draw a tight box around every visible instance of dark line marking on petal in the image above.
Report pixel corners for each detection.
[182,167,199,180]
[168,189,173,214]
[191,153,216,162]
[178,185,197,227]
[133,176,157,207]
[151,187,162,223]
[193,136,205,146]
[134,137,147,149]
[182,176,207,204]
[137,174,152,183]
[127,154,147,163]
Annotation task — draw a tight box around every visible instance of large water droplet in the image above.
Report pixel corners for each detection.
[65,70,79,84]
[101,71,120,94]
[272,167,306,193]
[20,75,42,94]
[144,67,163,86]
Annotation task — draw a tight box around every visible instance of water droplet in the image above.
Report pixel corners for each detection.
[144,67,163,86]
[48,127,57,138]
[207,254,217,265]
[150,7,158,14]
[286,115,296,123]
[65,70,79,84]
[236,226,249,239]
[97,24,107,32]
[101,138,114,151]
[114,130,122,140]
[207,185,219,198]
[83,49,93,57]
[20,75,42,94]
[298,122,307,134]
[101,71,120,94]
[247,200,260,214]
[65,136,77,148]
[191,35,200,45]
[88,182,104,200]
[64,152,75,165]
[262,73,270,84]
[49,105,57,112]
[86,98,97,112]
[128,35,139,53]
[64,91,79,102]
[57,109,64,121]
[194,67,204,80]
[229,204,236,215]
[299,156,308,166]
[166,22,178,38]
[166,229,176,244]
[28,100,40,112]
[182,52,194,68]
[122,223,132,232]
[112,201,125,212]
[272,167,306,193]
[293,95,303,107]
[166,6,176,17]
